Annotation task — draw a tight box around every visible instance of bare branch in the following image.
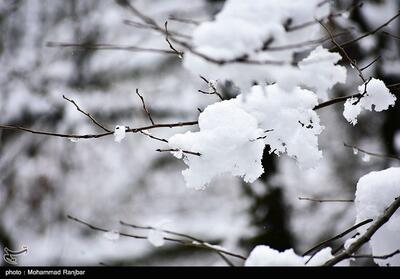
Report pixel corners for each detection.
[350,250,400,260]
[68,214,246,264]
[0,121,198,140]
[266,30,350,52]
[63,95,111,133]
[360,56,381,72]
[120,221,204,243]
[135,89,155,125]
[164,21,184,58]
[303,219,372,257]
[331,10,400,51]
[168,15,201,26]
[287,2,363,32]
[313,94,361,110]
[344,143,400,161]
[67,215,147,240]
[119,220,246,260]
[123,19,191,39]
[382,31,400,40]
[115,0,288,66]
[319,20,366,83]
[298,197,354,203]
[139,131,168,143]
[46,42,177,55]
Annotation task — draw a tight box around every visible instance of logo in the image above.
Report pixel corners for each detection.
[3,245,28,265]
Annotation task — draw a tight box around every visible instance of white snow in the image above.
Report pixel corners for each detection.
[344,236,358,250]
[169,84,324,189]
[148,229,165,247]
[359,79,397,112]
[68,138,79,143]
[114,125,127,143]
[361,153,371,162]
[343,98,362,126]
[355,167,400,266]
[168,100,265,190]
[171,149,184,159]
[298,46,347,100]
[245,245,335,266]
[343,79,396,125]
[147,220,171,247]
[238,84,324,169]
[103,230,120,241]
[183,0,345,99]
[245,245,305,266]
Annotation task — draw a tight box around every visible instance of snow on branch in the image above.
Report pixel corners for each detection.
[323,194,400,266]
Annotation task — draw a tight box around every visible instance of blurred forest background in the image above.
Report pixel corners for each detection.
[0,0,399,266]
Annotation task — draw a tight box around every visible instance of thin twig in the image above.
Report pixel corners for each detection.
[313,94,361,110]
[164,21,184,58]
[287,2,363,32]
[67,215,146,240]
[123,19,191,39]
[168,15,201,25]
[46,42,176,55]
[156,148,201,156]
[116,0,288,66]
[331,10,400,51]
[313,81,400,110]
[344,143,400,161]
[323,196,400,266]
[350,250,400,260]
[119,220,246,261]
[139,131,168,143]
[360,56,381,71]
[199,75,223,101]
[63,95,111,132]
[120,221,202,242]
[266,31,350,51]
[0,124,112,139]
[303,219,372,256]
[382,31,400,40]
[217,252,235,266]
[135,89,155,125]
[298,197,354,203]
[319,20,366,83]
[0,121,198,140]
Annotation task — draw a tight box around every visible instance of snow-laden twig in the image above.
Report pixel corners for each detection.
[323,195,400,266]
[198,75,223,101]
[156,148,201,156]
